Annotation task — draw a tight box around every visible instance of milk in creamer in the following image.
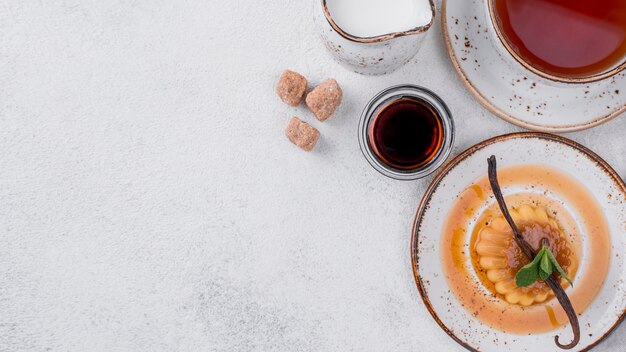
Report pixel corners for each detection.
[326,0,432,38]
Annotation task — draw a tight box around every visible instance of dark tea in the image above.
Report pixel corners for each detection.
[493,0,626,79]
[368,97,443,170]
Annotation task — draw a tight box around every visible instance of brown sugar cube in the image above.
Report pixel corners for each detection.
[276,69,308,106]
[305,79,343,121]
[285,117,320,151]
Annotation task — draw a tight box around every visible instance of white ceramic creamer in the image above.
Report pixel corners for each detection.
[314,0,435,75]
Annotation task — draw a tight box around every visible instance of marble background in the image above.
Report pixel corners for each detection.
[1,1,624,351]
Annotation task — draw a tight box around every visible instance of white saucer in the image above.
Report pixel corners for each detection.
[442,0,626,132]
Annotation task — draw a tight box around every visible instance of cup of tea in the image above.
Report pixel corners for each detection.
[486,0,626,83]
[314,0,435,75]
[358,85,455,180]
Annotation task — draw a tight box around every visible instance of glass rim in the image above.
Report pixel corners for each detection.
[358,84,455,181]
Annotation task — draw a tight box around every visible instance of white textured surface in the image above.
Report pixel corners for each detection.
[0,1,623,351]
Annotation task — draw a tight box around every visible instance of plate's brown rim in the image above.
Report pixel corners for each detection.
[441,0,626,133]
[410,132,626,352]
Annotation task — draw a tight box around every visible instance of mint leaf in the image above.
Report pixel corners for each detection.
[515,246,575,289]
[515,248,543,287]
[539,249,553,280]
[546,248,574,288]
[516,264,538,287]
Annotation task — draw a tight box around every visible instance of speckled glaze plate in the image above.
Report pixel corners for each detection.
[442,0,626,132]
[411,133,625,352]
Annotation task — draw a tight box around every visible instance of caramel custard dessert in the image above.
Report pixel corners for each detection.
[441,165,610,334]
[474,204,577,306]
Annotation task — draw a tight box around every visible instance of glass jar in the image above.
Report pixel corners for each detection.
[358,85,455,180]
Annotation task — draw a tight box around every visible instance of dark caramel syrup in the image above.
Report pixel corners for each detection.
[494,0,626,78]
[368,97,443,170]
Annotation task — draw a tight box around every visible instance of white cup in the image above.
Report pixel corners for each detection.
[484,0,626,84]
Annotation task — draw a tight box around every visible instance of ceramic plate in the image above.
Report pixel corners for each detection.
[442,0,626,132]
[411,133,625,351]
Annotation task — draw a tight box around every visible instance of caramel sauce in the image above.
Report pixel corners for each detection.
[545,306,560,329]
[368,97,443,170]
[451,227,467,271]
[506,222,572,277]
[468,184,483,199]
[442,165,611,333]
